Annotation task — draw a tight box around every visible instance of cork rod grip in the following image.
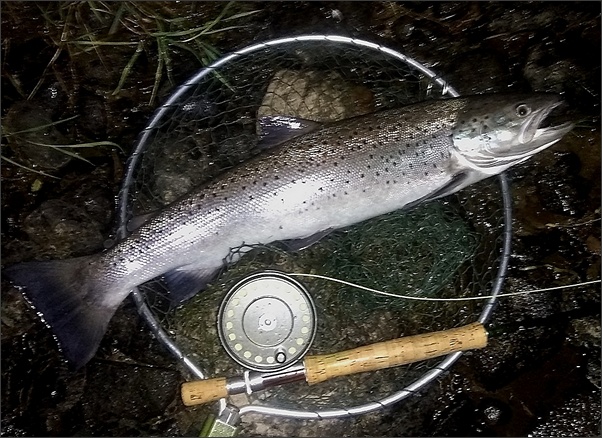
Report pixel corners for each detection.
[304,322,487,385]
[181,377,228,406]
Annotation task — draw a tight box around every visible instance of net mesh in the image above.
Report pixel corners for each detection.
[122,37,506,410]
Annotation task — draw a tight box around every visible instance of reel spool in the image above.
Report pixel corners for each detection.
[217,271,316,372]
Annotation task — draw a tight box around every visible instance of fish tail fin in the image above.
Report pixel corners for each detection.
[3,256,120,369]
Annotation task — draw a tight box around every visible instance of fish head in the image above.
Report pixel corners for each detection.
[452,94,574,175]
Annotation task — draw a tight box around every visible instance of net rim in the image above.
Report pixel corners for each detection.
[115,34,510,420]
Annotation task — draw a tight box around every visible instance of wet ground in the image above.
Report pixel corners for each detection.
[1,2,600,437]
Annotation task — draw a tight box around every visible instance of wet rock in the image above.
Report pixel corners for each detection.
[19,169,114,258]
[256,69,374,123]
[148,135,213,206]
[567,317,601,389]
[534,151,587,217]
[444,48,510,94]
[76,361,181,436]
[3,100,73,171]
[523,43,582,93]
[529,392,601,437]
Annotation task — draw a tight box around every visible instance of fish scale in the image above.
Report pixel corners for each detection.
[4,94,573,369]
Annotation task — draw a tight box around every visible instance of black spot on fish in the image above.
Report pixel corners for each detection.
[376,172,380,176]
[263,182,268,186]
[212,193,217,197]
[360,173,365,178]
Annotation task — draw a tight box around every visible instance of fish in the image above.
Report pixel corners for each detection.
[3,94,573,369]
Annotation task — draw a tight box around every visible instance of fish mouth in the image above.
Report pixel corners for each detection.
[518,100,574,149]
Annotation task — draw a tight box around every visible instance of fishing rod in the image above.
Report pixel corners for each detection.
[181,321,488,407]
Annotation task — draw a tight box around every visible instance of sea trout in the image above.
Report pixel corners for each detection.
[4,94,573,369]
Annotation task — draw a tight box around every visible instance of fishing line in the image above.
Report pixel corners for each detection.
[289,273,601,302]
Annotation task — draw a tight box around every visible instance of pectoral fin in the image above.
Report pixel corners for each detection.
[404,172,469,210]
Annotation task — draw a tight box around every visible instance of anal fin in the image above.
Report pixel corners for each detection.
[163,266,220,304]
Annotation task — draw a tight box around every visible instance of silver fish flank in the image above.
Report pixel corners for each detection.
[4,93,573,368]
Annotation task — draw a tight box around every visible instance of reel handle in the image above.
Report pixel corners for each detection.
[181,322,487,406]
[304,321,487,384]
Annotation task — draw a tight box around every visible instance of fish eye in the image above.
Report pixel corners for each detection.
[516,104,531,117]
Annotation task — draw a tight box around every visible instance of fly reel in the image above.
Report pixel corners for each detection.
[217,271,317,372]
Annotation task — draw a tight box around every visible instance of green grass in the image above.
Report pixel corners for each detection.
[30,1,261,105]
